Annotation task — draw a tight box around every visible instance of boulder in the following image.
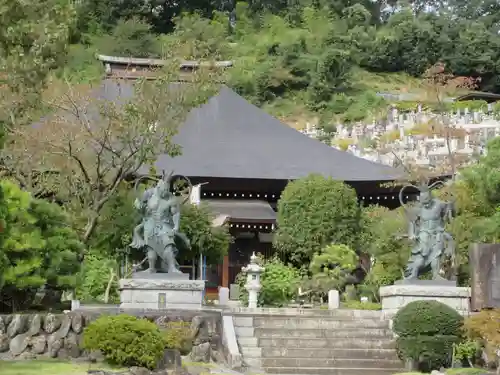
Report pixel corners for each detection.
[30,335,47,354]
[54,314,72,339]
[9,334,30,356]
[9,314,43,356]
[1,315,13,327]
[189,342,210,363]
[47,337,63,358]
[156,349,181,370]
[129,367,152,375]
[71,314,84,334]
[64,331,80,358]
[0,333,9,352]
[7,315,26,338]
[44,314,62,334]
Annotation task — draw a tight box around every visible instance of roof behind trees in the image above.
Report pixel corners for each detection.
[101,80,404,182]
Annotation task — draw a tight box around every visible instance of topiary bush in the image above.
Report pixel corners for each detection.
[274,174,362,267]
[393,300,464,372]
[82,314,166,369]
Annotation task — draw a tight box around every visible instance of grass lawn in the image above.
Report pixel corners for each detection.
[0,360,125,375]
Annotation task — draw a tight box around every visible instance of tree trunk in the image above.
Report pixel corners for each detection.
[83,214,99,244]
[104,268,115,304]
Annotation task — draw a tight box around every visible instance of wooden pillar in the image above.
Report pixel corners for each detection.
[222,255,229,288]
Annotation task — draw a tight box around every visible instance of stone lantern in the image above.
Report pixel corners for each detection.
[242,252,265,308]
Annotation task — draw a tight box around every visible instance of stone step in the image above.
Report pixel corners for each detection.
[255,327,393,339]
[262,348,399,361]
[263,367,404,375]
[258,338,396,350]
[228,308,383,319]
[233,317,253,327]
[238,337,258,347]
[241,347,262,358]
[261,358,402,369]
[235,326,254,337]
[254,317,389,330]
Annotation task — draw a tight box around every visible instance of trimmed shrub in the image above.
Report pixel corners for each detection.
[393,300,464,336]
[397,335,460,370]
[393,300,464,372]
[82,314,165,369]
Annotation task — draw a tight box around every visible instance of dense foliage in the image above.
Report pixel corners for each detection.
[76,253,119,303]
[358,205,409,298]
[0,0,76,136]
[76,194,231,303]
[464,309,500,363]
[0,180,83,312]
[4,0,500,312]
[393,300,464,371]
[41,0,500,127]
[274,174,361,266]
[302,244,358,301]
[83,314,166,369]
[179,202,232,265]
[235,255,300,307]
[162,321,193,355]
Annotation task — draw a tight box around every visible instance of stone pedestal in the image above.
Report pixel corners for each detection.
[380,283,471,317]
[119,273,205,309]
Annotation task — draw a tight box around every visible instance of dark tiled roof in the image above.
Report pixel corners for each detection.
[204,199,276,222]
[101,80,403,182]
[455,91,500,103]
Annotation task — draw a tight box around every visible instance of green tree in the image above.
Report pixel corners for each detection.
[76,189,231,301]
[77,253,119,303]
[274,174,362,266]
[0,180,83,312]
[162,12,231,60]
[94,18,162,58]
[5,67,217,245]
[0,0,75,135]
[432,138,500,285]
[302,244,358,301]
[88,185,136,259]
[235,254,300,307]
[358,205,410,299]
[0,185,8,284]
[178,203,232,265]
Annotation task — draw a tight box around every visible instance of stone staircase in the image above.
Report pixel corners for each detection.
[231,309,403,375]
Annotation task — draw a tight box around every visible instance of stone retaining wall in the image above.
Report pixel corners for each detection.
[0,310,224,364]
[0,313,84,359]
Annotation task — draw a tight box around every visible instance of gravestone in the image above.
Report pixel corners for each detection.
[470,243,500,311]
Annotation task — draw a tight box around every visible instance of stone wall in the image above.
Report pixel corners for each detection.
[0,313,84,360]
[0,309,224,363]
